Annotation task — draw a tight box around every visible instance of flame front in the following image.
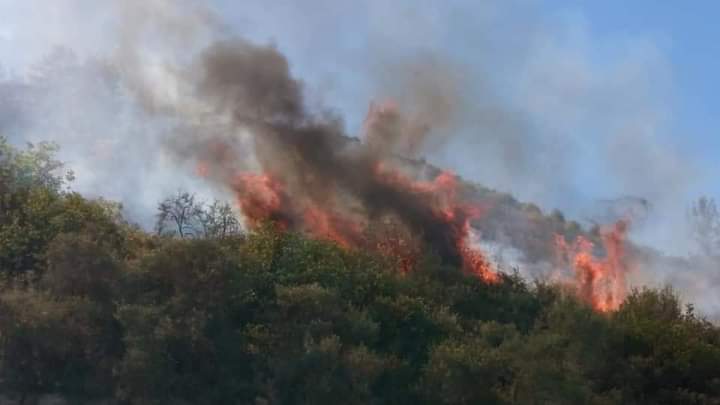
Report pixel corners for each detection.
[555,220,631,312]
[189,68,498,282]
[232,172,289,229]
[197,152,498,282]
[226,166,497,282]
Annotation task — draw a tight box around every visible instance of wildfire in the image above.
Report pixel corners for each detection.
[218,162,497,282]
[459,222,498,283]
[555,220,631,312]
[190,81,498,282]
[302,206,365,249]
[232,172,289,229]
[373,164,497,281]
[372,222,421,274]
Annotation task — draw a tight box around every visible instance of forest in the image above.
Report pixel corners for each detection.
[1,137,720,404]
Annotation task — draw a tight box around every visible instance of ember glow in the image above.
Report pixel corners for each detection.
[301,205,365,249]
[373,165,497,282]
[555,220,631,312]
[218,163,498,282]
[232,173,289,229]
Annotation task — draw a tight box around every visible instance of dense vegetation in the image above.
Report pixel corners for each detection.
[1,138,720,404]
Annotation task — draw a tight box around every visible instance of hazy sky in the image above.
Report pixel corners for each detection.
[0,0,717,254]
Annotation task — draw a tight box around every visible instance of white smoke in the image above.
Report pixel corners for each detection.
[0,0,717,315]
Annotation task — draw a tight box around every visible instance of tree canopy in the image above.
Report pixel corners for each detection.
[0,138,719,404]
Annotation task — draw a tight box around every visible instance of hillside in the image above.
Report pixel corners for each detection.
[1,139,720,404]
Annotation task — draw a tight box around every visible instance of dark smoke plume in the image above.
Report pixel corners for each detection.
[6,0,717,313]
[188,40,484,270]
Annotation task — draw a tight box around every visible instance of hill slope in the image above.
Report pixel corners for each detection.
[1,138,720,404]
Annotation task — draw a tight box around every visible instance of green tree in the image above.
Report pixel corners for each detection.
[611,288,720,403]
[0,290,118,401]
[422,323,516,404]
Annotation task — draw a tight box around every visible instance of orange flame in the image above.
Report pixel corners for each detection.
[373,225,420,274]
[555,220,630,312]
[459,220,498,283]
[224,164,497,282]
[374,164,498,282]
[197,103,497,282]
[232,172,289,229]
[302,206,365,249]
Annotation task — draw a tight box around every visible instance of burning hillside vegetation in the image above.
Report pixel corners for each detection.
[182,39,637,308]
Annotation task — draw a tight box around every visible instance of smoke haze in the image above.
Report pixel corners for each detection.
[0,1,715,314]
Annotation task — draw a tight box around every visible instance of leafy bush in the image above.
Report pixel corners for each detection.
[0,139,719,404]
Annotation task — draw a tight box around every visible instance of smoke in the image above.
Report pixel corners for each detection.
[0,1,691,228]
[363,54,466,158]
[0,1,716,312]
[0,1,495,275]
[181,39,495,278]
[0,0,229,225]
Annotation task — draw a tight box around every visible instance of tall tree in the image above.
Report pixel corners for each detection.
[200,200,241,239]
[155,191,204,238]
[155,193,241,239]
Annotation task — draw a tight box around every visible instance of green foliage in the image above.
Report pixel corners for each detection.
[0,138,125,277]
[0,137,72,194]
[0,290,120,399]
[422,324,515,404]
[0,140,720,404]
[42,230,121,301]
[610,288,720,403]
[0,188,126,276]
